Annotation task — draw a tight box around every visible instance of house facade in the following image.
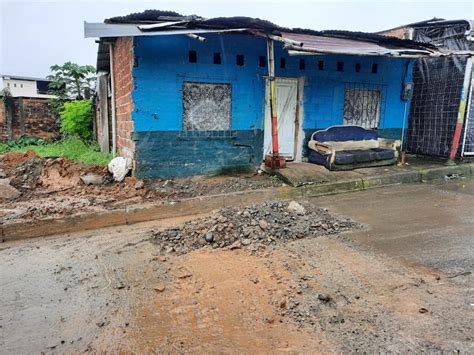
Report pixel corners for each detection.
[86,11,437,178]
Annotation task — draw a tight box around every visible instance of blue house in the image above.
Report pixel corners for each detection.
[86,10,437,178]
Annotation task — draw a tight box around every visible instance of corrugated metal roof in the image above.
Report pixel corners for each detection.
[1,74,51,82]
[85,22,247,38]
[278,32,434,57]
[87,9,442,64]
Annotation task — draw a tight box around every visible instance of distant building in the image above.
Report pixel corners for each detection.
[0,74,57,99]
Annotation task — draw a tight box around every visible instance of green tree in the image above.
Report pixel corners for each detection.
[59,100,93,141]
[47,62,96,114]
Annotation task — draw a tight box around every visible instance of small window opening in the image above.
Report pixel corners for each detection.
[213,52,221,64]
[259,55,266,67]
[280,58,286,69]
[236,54,245,66]
[318,60,324,70]
[371,63,378,74]
[21,84,23,88]
[337,62,344,72]
[7,83,10,87]
[14,83,17,87]
[299,59,305,70]
[188,50,197,63]
[355,63,361,73]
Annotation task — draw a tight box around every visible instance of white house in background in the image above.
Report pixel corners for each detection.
[0,74,57,98]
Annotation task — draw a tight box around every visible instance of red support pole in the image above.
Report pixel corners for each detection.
[448,57,472,162]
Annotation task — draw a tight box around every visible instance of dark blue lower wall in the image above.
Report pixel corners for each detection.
[134,130,263,178]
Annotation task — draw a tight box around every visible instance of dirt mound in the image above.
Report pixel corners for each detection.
[1,150,39,170]
[40,158,107,190]
[149,174,284,200]
[150,201,361,254]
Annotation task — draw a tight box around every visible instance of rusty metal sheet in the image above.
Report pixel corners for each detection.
[280,32,434,57]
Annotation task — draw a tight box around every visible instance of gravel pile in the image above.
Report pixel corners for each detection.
[150,200,361,254]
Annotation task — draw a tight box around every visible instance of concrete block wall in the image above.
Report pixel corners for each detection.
[113,36,135,159]
[130,33,413,178]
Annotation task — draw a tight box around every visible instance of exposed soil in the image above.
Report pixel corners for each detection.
[147,174,283,199]
[0,152,282,224]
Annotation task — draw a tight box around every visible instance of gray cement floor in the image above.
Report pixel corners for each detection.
[314,179,474,280]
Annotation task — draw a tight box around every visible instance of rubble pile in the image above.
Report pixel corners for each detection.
[150,201,361,254]
[6,155,45,190]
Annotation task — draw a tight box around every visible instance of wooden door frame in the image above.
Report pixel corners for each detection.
[263,76,304,162]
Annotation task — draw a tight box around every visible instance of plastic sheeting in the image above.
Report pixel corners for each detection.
[406,22,474,157]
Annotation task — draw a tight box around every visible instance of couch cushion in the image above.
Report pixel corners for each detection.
[312,125,378,143]
[334,151,356,165]
[324,139,379,151]
[334,148,395,165]
[371,148,395,160]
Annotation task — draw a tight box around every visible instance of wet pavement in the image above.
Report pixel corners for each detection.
[315,180,474,278]
[1,180,473,353]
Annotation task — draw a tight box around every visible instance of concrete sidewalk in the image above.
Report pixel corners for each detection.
[2,162,473,242]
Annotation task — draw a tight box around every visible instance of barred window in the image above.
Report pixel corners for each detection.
[343,88,381,129]
[182,82,232,131]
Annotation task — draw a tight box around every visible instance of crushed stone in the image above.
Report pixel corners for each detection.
[149,200,362,255]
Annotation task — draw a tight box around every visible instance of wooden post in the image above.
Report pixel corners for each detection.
[266,38,283,169]
[109,43,117,156]
[448,56,473,162]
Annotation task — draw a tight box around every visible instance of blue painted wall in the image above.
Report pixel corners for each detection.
[131,33,413,178]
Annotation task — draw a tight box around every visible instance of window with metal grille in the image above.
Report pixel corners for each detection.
[182,82,232,131]
[343,88,382,129]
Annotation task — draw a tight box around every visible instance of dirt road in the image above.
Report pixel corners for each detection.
[1,181,473,353]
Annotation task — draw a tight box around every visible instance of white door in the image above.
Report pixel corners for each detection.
[264,78,298,160]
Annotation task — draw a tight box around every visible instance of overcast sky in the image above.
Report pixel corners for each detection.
[1,0,472,78]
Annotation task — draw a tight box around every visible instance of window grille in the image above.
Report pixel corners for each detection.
[182,82,231,131]
[343,84,385,129]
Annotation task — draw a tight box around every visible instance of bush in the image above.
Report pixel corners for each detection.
[60,100,93,141]
[5,135,45,149]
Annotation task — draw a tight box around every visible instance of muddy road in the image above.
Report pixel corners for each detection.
[1,181,473,353]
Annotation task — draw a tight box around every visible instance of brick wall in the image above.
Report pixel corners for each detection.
[0,99,6,142]
[113,37,135,160]
[0,97,59,142]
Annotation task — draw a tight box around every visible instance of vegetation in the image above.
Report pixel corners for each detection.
[0,137,113,166]
[59,100,93,141]
[48,62,96,114]
[2,135,45,149]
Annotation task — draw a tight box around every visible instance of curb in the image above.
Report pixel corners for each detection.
[2,163,473,243]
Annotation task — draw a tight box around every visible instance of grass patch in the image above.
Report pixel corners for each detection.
[0,137,113,166]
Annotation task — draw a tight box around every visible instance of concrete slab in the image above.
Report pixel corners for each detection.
[314,180,474,278]
[273,156,471,187]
